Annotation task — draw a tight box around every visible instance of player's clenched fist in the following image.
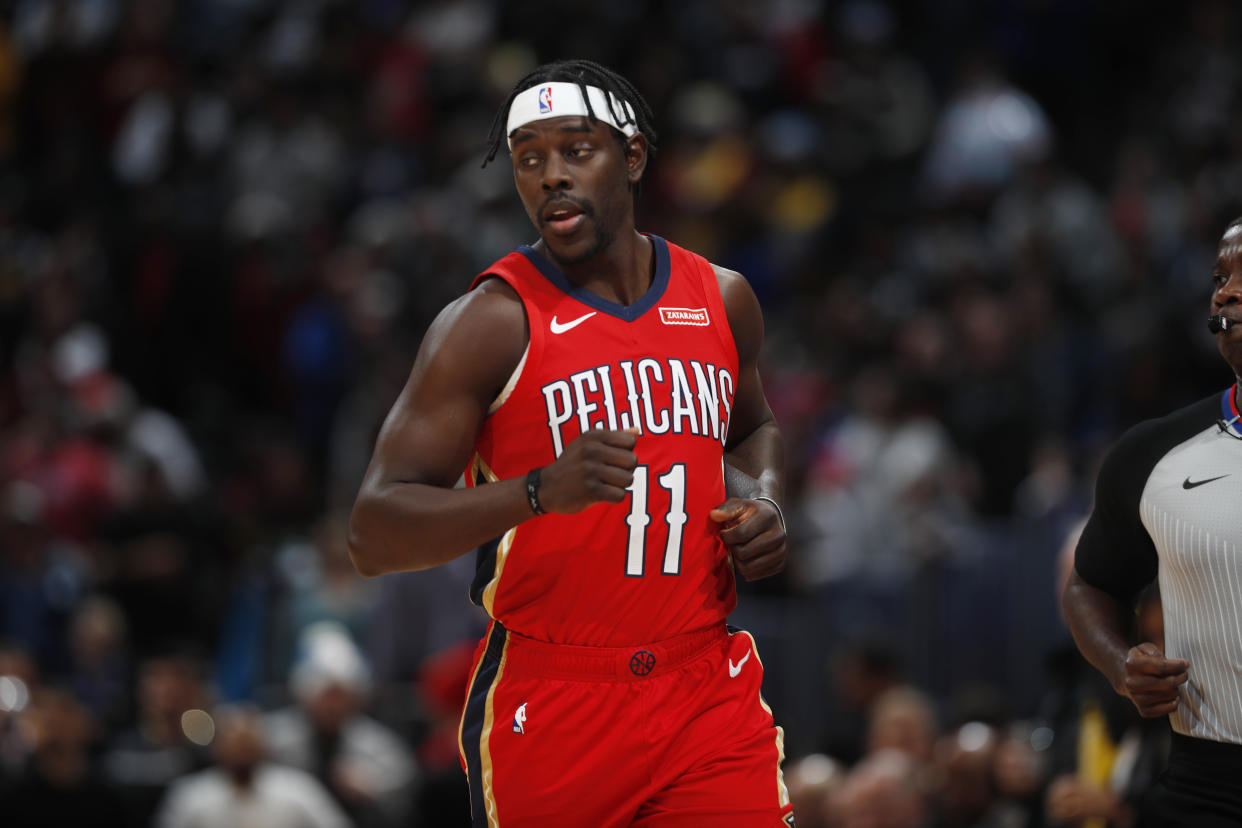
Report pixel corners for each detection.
[710,498,786,581]
[1120,642,1189,718]
[532,429,638,514]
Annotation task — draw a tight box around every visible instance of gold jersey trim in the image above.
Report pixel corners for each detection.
[470,453,517,618]
[479,636,510,826]
[729,628,792,809]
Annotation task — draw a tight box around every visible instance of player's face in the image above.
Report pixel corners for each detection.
[1212,223,1242,374]
[509,115,642,266]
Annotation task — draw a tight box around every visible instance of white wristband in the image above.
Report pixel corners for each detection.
[754,496,786,532]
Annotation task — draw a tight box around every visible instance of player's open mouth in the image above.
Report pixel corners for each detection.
[543,203,587,234]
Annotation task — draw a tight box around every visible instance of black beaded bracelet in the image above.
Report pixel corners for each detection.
[525,467,546,516]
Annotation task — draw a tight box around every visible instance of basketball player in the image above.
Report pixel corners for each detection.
[1063,216,1242,825]
[349,60,794,827]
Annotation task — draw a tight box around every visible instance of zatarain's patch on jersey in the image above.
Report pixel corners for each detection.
[659,306,709,326]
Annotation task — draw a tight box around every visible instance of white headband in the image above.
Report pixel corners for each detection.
[506,82,638,150]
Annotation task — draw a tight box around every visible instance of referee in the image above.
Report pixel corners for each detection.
[1063,215,1242,826]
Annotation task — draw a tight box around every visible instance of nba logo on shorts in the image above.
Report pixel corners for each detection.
[513,702,528,734]
[538,87,553,114]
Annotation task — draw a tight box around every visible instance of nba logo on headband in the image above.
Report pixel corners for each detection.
[507,82,639,150]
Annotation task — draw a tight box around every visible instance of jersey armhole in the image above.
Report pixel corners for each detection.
[488,345,529,414]
[470,268,542,419]
[696,256,740,369]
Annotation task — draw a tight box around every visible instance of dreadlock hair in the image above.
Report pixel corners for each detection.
[482,59,658,168]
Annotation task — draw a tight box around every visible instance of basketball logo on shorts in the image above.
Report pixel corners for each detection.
[513,702,527,734]
[629,650,656,676]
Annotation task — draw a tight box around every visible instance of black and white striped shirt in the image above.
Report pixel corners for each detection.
[1076,385,1242,745]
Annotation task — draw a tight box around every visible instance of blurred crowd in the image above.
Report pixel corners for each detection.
[2,0,1241,825]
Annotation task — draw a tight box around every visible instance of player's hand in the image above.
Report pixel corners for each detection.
[1119,642,1189,718]
[536,429,638,514]
[710,498,786,581]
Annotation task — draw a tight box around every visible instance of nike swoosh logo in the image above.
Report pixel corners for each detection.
[728,650,751,678]
[549,312,596,334]
[1183,474,1229,489]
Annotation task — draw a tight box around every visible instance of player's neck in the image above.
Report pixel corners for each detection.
[545,229,654,307]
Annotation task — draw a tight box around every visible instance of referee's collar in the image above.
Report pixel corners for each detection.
[1221,383,1241,436]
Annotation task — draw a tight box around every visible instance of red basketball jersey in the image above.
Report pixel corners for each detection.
[464,235,740,647]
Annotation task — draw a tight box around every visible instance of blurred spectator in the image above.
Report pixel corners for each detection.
[98,508,228,662]
[0,685,127,827]
[365,553,487,690]
[931,721,1026,828]
[834,749,931,828]
[265,622,417,828]
[800,365,971,584]
[271,512,379,679]
[820,0,935,173]
[785,752,846,828]
[0,641,40,780]
[412,639,478,826]
[868,685,939,768]
[822,634,904,764]
[156,705,351,828]
[990,722,1050,826]
[921,56,1052,206]
[0,479,90,673]
[67,595,130,729]
[102,646,213,828]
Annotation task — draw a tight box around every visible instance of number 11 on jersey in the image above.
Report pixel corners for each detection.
[624,463,688,577]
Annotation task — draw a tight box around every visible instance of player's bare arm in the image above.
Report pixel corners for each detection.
[349,278,637,576]
[348,279,531,575]
[1062,568,1189,718]
[710,264,787,581]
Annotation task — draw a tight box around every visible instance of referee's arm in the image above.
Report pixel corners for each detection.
[1062,426,1188,718]
[1062,569,1188,718]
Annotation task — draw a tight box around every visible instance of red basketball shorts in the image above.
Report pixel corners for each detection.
[457,621,794,827]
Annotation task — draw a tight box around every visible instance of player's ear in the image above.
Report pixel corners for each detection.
[625,133,648,185]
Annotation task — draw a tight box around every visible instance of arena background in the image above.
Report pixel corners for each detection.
[1,0,1238,825]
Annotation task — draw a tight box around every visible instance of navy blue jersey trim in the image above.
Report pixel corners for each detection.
[470,539,499,607]
[516,235,670,322]
[469,462,499,607]
[462,623,508,826]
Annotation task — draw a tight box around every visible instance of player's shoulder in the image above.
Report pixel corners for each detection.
[470,272,524,308]
[704,262,762,359]
[417,275,528,384]
[703,261,754,315]
[432,275,524,336]
[709,262,748,295]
